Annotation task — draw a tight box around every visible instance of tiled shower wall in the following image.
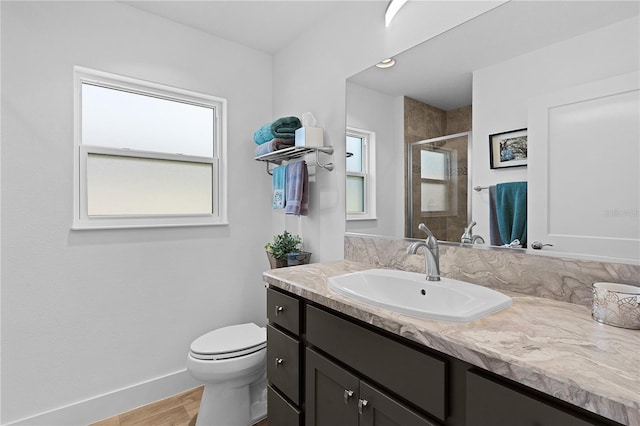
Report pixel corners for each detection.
[345,233,640,307]
[404,97,472,241]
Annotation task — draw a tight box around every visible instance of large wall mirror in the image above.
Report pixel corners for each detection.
[345,1,639,263]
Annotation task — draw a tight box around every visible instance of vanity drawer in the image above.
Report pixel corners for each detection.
[306,305,447,421]
[267,324,301,405]
[268,385,301,426]
[267,287,301,335]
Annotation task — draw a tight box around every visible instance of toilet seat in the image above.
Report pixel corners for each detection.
[190,323,266,361]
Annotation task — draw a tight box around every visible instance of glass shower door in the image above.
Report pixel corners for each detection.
[407,132,470,241]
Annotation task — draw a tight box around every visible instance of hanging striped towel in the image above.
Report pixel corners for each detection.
[272,165,286,209]
[284,161,309,216]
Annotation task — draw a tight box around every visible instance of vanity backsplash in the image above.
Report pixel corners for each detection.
[345,233,640,307]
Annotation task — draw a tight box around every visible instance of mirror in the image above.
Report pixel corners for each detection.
[345,1,639,253]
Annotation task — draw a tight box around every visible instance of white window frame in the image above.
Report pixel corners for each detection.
[73,66,227,230]
[420,147,454,215]
[346,127,376,221]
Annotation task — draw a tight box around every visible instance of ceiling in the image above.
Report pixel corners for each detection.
[348,1,639,110]
[121,1,344,54]
[120,1,638,110]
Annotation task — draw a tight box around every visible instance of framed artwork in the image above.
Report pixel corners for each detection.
[489,128,528,169]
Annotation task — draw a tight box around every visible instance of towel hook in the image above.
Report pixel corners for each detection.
[315,148,334,172]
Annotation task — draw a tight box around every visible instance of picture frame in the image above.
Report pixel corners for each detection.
[489,128,528,169]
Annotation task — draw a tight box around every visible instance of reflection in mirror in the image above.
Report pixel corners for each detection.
[346,134,365,213]
[345,0,639,261]
[408,132,471,242]
[346,127,376,221]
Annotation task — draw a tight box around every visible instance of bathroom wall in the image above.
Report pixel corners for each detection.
[345,82,403,238]
[471,16,640,241]
[404,99,472,142]
[271,1,506,263]
[1,2,274,424]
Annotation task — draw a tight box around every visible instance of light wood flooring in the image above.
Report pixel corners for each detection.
[91,386,268,426]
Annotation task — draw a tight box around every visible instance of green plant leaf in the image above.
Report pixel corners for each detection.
[265,231,302,260]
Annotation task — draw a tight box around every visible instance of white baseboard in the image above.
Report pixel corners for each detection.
[4,369,200,426]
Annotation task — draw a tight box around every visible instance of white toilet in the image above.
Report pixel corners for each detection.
[187,323,267,426]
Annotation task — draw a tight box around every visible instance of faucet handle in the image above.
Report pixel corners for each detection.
[461,220,477,243]
[418,223,436,240]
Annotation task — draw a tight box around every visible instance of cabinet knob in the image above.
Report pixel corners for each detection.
[343,389,354,405]
[275,357,284,368]
[275,305,285,316]
[358,398,369,414]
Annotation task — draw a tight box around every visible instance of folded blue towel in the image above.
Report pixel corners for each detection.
[254,116,302,145]
[284,161,308,216]
[272,165,286,209]
[496,182,527,246]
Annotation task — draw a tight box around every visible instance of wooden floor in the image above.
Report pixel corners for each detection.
[91,386,268,426]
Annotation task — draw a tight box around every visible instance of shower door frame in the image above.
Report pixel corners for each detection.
[407,131,472,239]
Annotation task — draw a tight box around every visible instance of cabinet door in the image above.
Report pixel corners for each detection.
[467,370,597,426]
[306,348,359,426]
[359,381,439,426]
[306,305,446,420]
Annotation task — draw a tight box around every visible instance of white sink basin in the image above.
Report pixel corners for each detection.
[328,269,512,323]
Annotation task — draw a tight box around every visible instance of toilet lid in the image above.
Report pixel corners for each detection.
[190,323,266,360]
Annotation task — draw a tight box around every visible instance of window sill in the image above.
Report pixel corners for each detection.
[346,215,378,222]
[72,218,229,230]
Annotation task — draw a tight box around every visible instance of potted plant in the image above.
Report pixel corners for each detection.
[265,231,311,268]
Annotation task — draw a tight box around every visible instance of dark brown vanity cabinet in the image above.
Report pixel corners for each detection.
[306,348,438,426]
[266,286,621,426]
[266,288,303,426]
[306,305,446,424]
[466,370,618,426]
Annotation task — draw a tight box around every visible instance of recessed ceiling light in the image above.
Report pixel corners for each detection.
[375,58,396,69]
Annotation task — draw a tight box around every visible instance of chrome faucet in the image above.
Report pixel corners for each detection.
[407,223,440,281]
[461,221,485,245]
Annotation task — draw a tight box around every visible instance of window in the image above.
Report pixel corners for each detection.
[346,128,376,220]
[419,147,456,215]
[420,149,449,212]
[73,67,227,229]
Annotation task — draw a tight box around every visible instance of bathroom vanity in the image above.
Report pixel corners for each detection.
[263,261,639,426]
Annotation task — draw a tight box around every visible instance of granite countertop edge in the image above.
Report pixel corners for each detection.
[263,260,640,425]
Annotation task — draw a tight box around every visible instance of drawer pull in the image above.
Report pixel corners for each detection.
[275,357,285,368]
[343,389,354,405]
[275,305,285,316]
[358,399,369,415]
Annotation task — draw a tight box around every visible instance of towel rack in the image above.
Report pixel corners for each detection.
[255,146,334,175]
[473,185,490,192]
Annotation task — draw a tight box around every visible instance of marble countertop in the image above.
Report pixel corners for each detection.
[263,260,640,425]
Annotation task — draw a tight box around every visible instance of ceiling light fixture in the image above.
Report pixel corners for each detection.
[375,58,396,69]
[385,0,409,27]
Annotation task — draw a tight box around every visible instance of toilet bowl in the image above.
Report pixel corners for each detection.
[187,323,267,426]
